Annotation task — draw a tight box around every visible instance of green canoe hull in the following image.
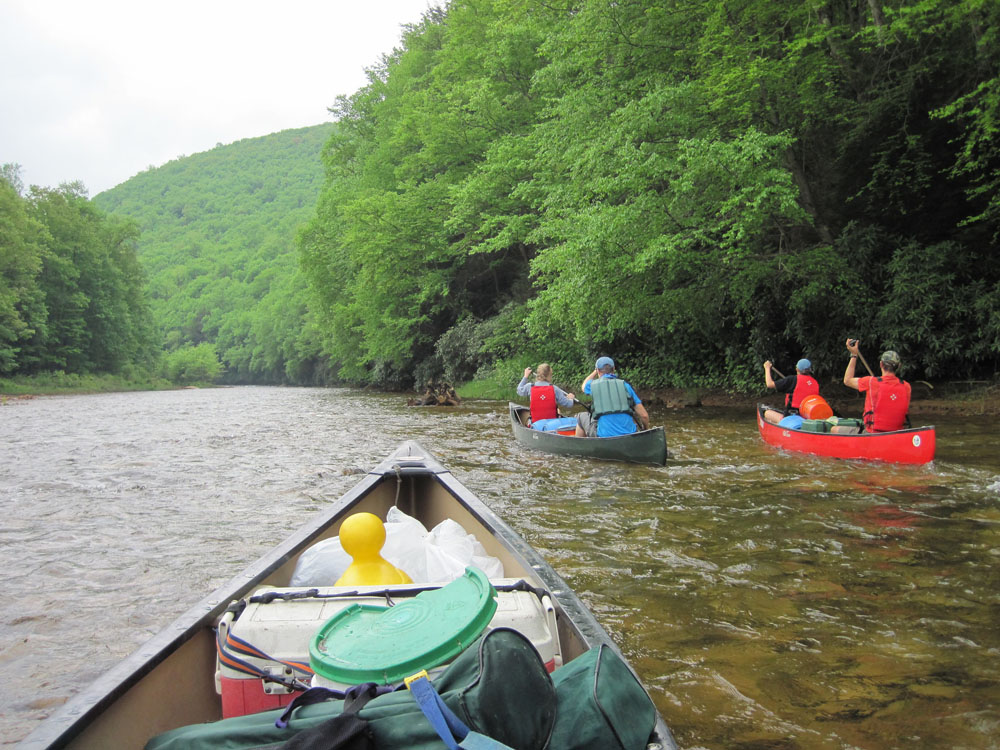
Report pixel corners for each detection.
[509,403,667,466]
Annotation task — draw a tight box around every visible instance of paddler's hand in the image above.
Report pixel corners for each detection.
[523,367,532,378]
[764,360,772,370]
[845,338,860,355]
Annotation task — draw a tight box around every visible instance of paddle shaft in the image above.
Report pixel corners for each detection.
[849,340,876,377]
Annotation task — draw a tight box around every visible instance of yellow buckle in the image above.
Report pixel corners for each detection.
[403,670,429,689]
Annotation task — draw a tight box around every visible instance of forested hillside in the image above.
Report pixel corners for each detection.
[95,124,334,384]
[1,167,156,378]
[300,0,1000,391]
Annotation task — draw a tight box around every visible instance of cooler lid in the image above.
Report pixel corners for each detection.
[309,566,497,685]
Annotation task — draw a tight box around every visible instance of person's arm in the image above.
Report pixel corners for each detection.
[843,339,862,390]
[516,367,532,397]
[633,402,650,430]
[581,369,599,393]
[625,383,650,429]
[555,387,576,407]
[764,360,776,389]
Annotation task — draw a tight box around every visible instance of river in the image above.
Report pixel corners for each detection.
[1,386,998,748]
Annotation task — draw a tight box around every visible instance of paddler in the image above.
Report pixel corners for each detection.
[762,357,821,424]
[517,363,575,425]
[843,339,911,432]
[574,356,650,437]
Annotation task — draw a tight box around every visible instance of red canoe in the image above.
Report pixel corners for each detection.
[757,404,935,464]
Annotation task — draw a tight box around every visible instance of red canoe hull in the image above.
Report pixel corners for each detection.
[756,405,935,464]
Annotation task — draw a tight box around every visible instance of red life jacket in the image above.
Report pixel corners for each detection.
[786,374,820,409]
[529,384,559,422]
[863,375,911,432]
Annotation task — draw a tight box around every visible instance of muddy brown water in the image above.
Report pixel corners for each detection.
[1,387,997,748]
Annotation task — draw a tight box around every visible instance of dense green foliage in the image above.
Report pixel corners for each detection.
[94,125,334,384]
[300,0,1000,391]
[10,2,995,393]
[0,166,155,377]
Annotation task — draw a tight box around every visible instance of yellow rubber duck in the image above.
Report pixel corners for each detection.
[334,512,413,586]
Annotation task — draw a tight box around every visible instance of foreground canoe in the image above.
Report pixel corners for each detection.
[19,441,677,750]
[757,404,936,464]
[509,402,667,466]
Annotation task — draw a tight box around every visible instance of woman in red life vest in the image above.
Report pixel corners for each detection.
[843,340,911,432]
[762,358,821,424]
[516,363,575,424]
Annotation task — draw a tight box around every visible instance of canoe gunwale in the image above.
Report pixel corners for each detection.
[19,440,676,750]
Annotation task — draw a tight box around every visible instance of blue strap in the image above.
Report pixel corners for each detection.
[408,676,514,750]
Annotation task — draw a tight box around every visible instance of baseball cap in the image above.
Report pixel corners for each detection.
[880,350,900,366]
[595,356,615,370]
[796,358,811,371]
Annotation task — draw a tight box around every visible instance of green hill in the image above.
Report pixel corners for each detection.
[94,124,334,384]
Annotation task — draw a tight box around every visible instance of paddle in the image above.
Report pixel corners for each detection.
[768,364,786,379]
[848,339,876,377]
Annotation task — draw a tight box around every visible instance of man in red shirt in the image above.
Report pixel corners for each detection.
[843,340,911,432]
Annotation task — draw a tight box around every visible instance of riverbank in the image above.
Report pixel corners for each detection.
[643,382,1000,417]
[458,370,999,417]
[6,377,997,417]
[0,372,177,400]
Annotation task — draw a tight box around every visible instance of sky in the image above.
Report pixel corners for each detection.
[0,0,433,195]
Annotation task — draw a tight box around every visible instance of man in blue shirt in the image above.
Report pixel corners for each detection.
[574,357,651,437]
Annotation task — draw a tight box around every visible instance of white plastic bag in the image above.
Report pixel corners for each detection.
[381,505,431,581]
[289,536,350,586]
[426,519,504,580]
[289,506,504,586]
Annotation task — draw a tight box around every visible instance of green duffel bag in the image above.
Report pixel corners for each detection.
[549,643,656,750]
[145,627,556,750]
[799,419,830,433]
[826,417,863,429]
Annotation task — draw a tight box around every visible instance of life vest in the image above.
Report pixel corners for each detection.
[863,375,911,432]
[590,377,635,419]
[529,384,559,422]
[785,374,820,410]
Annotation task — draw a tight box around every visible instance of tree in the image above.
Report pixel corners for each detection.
[0,171,48,374]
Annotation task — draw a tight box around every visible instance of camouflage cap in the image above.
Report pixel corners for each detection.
[880,350,901,366]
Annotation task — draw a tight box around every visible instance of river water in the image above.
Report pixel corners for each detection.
[1,387,998,748]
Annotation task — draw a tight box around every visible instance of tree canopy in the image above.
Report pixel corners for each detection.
[300,0,999,389]
[11,0,996,391]
[1,167,155,377]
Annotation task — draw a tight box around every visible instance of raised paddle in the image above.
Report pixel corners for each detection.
[768,364,786,379]
[848,339,876,377]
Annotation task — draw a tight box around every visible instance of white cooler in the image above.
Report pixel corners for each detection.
[215,578,561,718]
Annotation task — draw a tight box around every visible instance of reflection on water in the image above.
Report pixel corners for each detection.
[1,388,997,748]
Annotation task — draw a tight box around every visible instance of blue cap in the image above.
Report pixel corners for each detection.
[595,356,615,371]
[796,359,811,371]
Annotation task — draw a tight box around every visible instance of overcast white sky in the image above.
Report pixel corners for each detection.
[1,0,433,195]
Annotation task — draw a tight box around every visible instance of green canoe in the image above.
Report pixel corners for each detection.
[509,402,667,466]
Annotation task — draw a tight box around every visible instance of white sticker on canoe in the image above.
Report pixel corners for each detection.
[913,435,921,447]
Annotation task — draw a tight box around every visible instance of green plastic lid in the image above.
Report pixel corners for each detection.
[309,566,497,685]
